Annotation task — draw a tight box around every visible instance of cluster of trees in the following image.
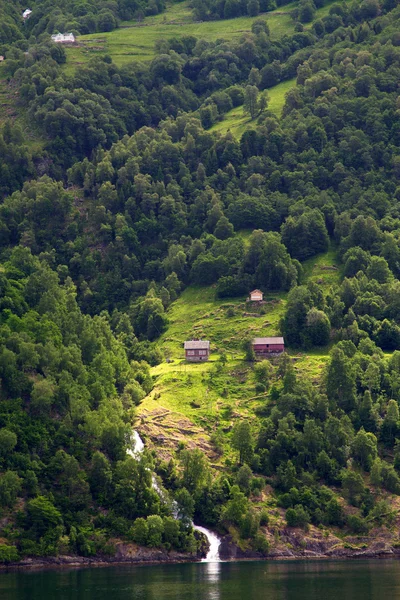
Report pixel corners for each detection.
[2,0,166,45]
[191,0,279,21]
[0,0,24,46]
[191,0,393,25]
[0,122,38,197]
[2,0,396,173]
[0,247,178,556]
[156,446,270,554]
[156,340,400,544]
[0,0,168,66]
[1,0,399,319]
[221,346,400,534]
[281,213,400,351]
[190,0,332,22]
[0,245,202,557]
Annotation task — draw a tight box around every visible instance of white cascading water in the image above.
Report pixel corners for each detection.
[128,430,221,562]
[193,525,221,562]
[126,430,145,457]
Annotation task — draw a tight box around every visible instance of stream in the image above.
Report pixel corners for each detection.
[128,430,221,562]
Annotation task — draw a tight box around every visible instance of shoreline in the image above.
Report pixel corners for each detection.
[2,547,400,573]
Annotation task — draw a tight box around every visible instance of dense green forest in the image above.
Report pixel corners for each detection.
[1,0,400,564]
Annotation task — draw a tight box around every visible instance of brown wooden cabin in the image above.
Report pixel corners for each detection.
[252,336,284,358]
[184,340,210,362]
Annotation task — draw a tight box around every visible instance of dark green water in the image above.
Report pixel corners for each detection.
[1,560,400,600]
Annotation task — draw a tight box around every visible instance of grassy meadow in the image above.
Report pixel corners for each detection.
[301,243,342,287]
[210,78,296,138]
[64,0,339,72]
[137,247,339,459]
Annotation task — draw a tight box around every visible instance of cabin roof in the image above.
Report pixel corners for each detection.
[252,337,284,345]
[184,340,210,350]
[250,289,263,294]
[51,32,75,40]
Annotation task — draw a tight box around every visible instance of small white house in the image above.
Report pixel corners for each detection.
[22,9,32,19]
[0,56,4,62]
[249,289,263,302]
[51,32,75,43]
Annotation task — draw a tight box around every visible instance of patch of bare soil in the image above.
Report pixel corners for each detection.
[137,408,217,460]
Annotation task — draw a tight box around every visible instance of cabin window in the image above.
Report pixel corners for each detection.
[187,350,195,356]
[198,350,207,355]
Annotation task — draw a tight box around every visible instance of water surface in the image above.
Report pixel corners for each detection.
[1,559,400,600]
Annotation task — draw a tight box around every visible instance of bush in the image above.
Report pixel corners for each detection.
[146,515,164,547]
[0,429,17,457]
[131,517,148,545]
[286,504,310,528]
[252,532,270,555]
[26,496,63,539]
[0,545,19,564]
[0,471,22,508]
[240,509,259,538]
[346,514,370,535]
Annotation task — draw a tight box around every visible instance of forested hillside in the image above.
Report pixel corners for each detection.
[1,0,400,564]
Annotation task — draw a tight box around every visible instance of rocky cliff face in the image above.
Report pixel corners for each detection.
[114,542,200,563]
[3,543,200,571]
[219,528,400,561]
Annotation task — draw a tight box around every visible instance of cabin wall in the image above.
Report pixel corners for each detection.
[185,349,209,362]
[253,344,284,355]
[250,293,263,301]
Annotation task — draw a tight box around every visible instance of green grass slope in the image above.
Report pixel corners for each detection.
[210,78,297,137]
[159,285,286,359]
[65,0,335,71]
[137,247,340,459]
[301,243,342,287]
[139,285,287,460]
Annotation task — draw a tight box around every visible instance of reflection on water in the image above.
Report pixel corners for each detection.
[202,560,221,600]
[2,560,400,600]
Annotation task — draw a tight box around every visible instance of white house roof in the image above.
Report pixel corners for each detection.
[23,9,32,17]
[252,337,284,345]
[184,340,210,350]
[51,32,75,42]
[250,289,263,294]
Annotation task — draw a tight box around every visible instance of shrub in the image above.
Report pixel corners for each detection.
[252,532,270,555]
[131,517,148,545]
[286,504,310,528]
[346,514,370,534]
[0,545,19,564]
[259,509,269,526]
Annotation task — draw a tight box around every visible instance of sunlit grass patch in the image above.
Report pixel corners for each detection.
[209,78,296,138]
[301,242,343,289]
[64,0,340,71]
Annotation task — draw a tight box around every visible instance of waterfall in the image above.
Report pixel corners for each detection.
[128,430,221,562]
[126,430,144,457]
[193,525,221,563]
